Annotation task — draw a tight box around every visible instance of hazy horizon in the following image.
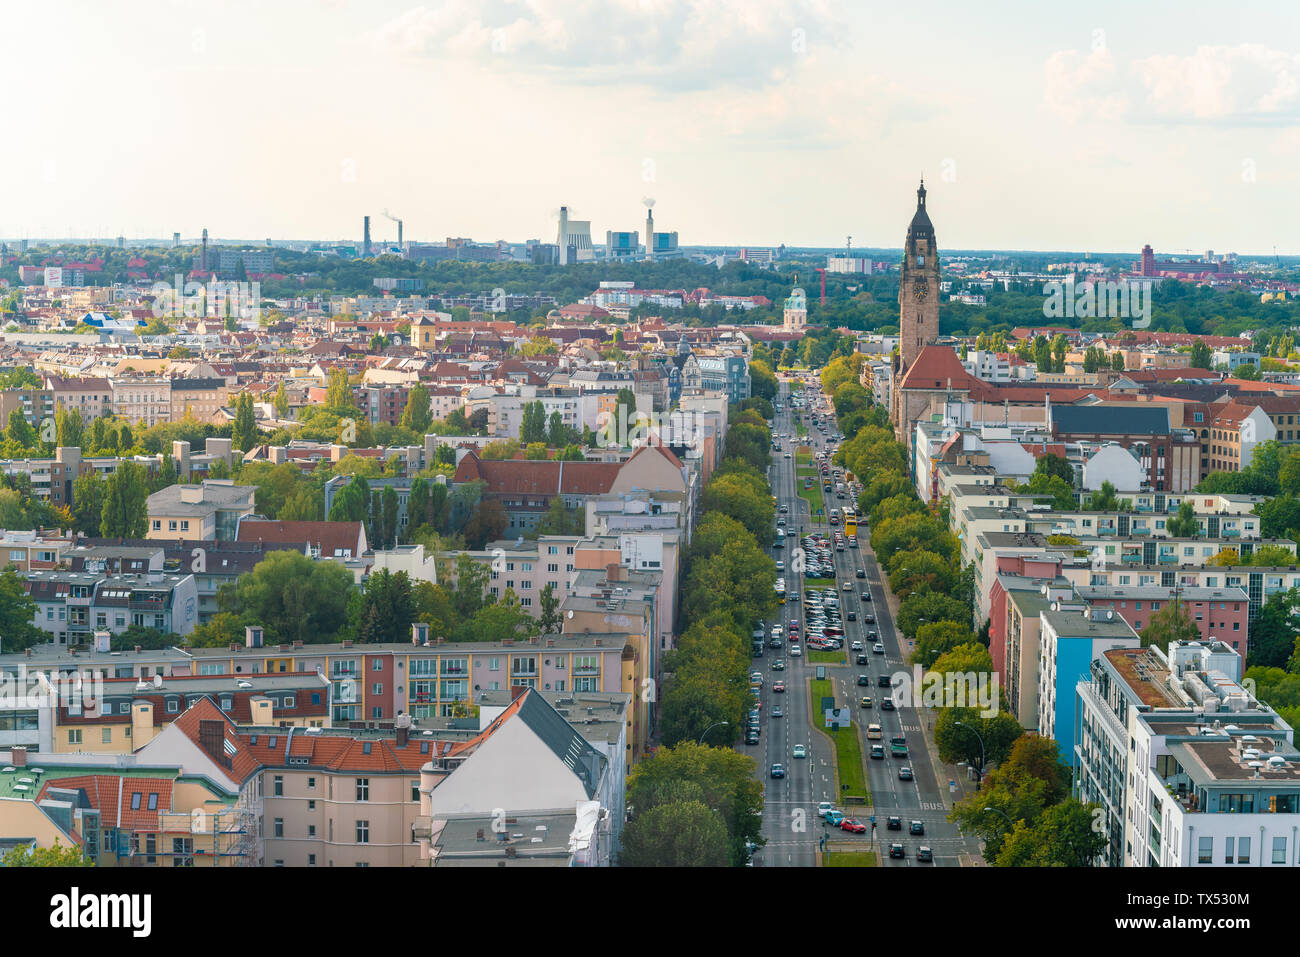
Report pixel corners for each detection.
[5,0,1299,254]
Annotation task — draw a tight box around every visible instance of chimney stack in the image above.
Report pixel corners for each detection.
[11,747,27,768]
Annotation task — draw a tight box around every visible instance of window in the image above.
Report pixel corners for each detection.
[355,820,370,844]
[1238,837,1251,864]
[411,780,420,802]
[67,729,82,745]
[273,775,283,796]
[131,792,142,810]
[1198,836,1213,863]
[1273,837,1287,864]
[373,683,383,696]
[173,837,194,867]
[372,659,383,671]
[308,777,316,790]
[356,778,369,802]
[1225,837,1234,864]
[147,793,157,811]
[308,854,316,866]
[101,728,112,744]
[274,818,284,838]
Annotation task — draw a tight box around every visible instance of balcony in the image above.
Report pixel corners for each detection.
[1158,554,1178,564]
[573,667,600,677]
[1222,528,1241,538]
[1121,554,1141,564]
[1097,526,1116,535]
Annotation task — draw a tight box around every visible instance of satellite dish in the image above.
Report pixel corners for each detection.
[566,609,574,619]
[153,674,163,688]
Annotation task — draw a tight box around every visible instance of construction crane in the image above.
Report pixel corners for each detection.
[815,267,827,305]
[382,209,403,246]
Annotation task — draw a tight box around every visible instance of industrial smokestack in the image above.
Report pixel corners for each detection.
[645,207,654,261]
[201,227,209,272]
[363,216,372,257]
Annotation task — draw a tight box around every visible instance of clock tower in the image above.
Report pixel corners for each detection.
[898,179,940,372]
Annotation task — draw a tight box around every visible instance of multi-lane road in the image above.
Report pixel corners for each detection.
[742,376,983,867]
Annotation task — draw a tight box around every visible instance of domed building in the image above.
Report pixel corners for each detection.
[782,282,807,333]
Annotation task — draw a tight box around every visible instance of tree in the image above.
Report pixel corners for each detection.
[353,569,416,643]
[1016,472,1075,511]
[70,471,106,536]
[700,472,775,546]
[0,566,43,653]
[524,442,549,460]
[1111,351,1126,371]
[1033,335,1051,373]
[6,409,36,449]
[400,382,433,435]
[1050,333,1068,373]
[886,548,958,600]
[625,741,763,866]
[995,801,1106,867]
[324,366,353,410]
[1139,598,1201,653]
[1255,495,1300,540]
[618,800,731,867]
[1,839,93,867]
[913,620,977,668]
[1034,453,1073,485]
[870,512,957,567]
[520,400,547,445]
[538,583,562,634]
[1190,339,1213,370]
[101,461,148,538]
[682,539,777,633]
[547,410,566,448]
[273,381,289,418]
[462,498,507,549]
[218,549,354,643]
[55,407,83,449]
[1165,500,1198,538]
[897,591,970,640]
[1252,544,1296,567]
[1247,589,1300,669]
[1086,480,1120,512]
[232,392,258,453]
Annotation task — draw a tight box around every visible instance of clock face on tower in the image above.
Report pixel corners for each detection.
[913,279,929,302]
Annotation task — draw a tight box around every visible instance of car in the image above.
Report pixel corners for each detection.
[779,505,788,513]
[859,696,873,708]
[870,744,885,759]
[789,644,802,657]
[889,844,905,859]
[898,766,913,781]
[771,659,785,671]
[881,698,895,711]
[854,654,868,667]
[851,640,863,651]
[848,539,859,548]
[873,642,885,654]
[770,763,785,778]
[745,732,759,744]
[861,592,872,603]
[847,611,856,621]
[917,846,934,863]
[878,674,892,688]
[864,615,875,624]
[887,815,902,830]
[792,744,807,759]
[772,681,786,693]
[855,568,865,579]
[775,561,785,571]
[840,819,866,834]
[751,671,764,684]
[783,452,791,458]
[772,705,785,718]
[824,809,845,826]
[856,674,871,687]
[842,581,853,591]
[817,801,835,818]
[769,636,783,648]
[910,820,925,835]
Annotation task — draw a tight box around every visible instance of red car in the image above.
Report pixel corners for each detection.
[840,819,867,833]
[772,681,787,693]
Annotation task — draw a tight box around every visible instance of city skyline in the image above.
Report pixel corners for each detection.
[2,1,1299,253]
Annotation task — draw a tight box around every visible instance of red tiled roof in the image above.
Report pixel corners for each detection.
[898,346,979,392]
[36,775,174,832]
[453,451,621,496]
[237,519,364,557]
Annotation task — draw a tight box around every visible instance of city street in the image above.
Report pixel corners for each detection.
[741,375,984,867]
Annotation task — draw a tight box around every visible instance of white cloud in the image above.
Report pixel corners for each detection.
[1044,43,1300,126]
[371,0,847,91]
[1136,44,1300,121]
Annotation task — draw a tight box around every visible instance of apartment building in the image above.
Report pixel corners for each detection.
[24,570,199,642]
[1074,584,1250,658]
[1038,604,1141,766]
[169,377,230,424]
[146,480,256,543]
[1076,641,1300,867]
[453,535,584,610]
[0,529,74,572]
[0,387,54,429]
[1085,563,1300,624]
[109,376,172,427]
[44,375,112,420]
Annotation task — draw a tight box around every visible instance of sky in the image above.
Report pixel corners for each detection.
[4,0,1299,254]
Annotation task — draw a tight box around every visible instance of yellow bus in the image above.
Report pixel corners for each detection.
[844,507,857,536]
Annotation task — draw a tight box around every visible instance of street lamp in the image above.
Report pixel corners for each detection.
[954,720,986,783]
[698,721,729,746]
[983,806,1013,827]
